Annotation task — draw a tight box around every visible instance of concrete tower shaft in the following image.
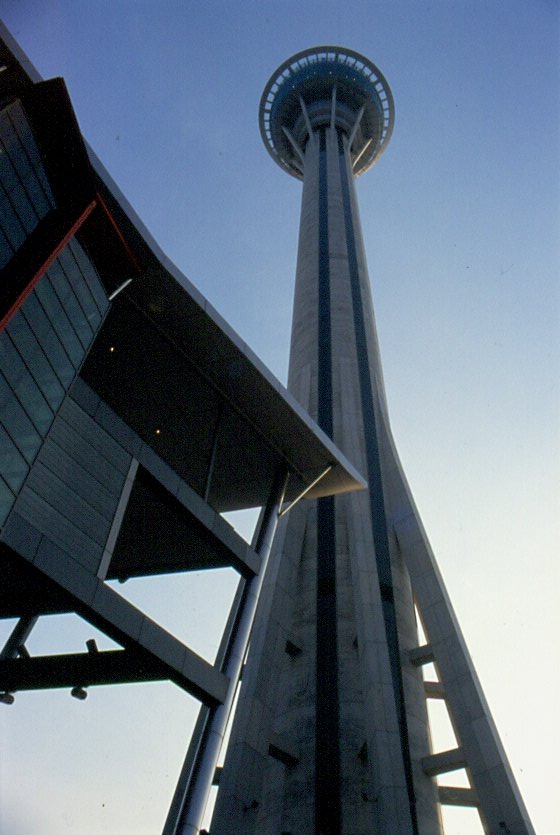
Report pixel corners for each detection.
[213,51,437,835]
[206,48,535,835]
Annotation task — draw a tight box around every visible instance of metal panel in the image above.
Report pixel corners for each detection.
[48,415,127,492]
[14,487,102,574]
[24,462,112,544]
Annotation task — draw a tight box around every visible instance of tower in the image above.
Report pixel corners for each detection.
[190,48,535,834]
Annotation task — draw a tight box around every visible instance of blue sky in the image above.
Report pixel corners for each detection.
[1,2,558,833]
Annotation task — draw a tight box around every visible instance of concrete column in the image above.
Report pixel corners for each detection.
[211,128,441,834]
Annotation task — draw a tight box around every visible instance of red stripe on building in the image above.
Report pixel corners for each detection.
[0,199,98,333]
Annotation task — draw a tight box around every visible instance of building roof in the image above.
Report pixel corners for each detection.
[0,23,366,512]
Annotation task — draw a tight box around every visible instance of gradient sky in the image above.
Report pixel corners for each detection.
[0,2,558,834]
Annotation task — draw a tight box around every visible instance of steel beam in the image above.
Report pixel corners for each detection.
[0,615,38,660]
[174,467,289,835]
[438,786,479,807]
[0,648,167,690]
[422,747,466,777]
[424,681,446,699]
[408,643,435,666]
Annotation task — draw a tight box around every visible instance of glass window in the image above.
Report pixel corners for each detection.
[59,245,105,328]
[0,374,42,463]
[0,423,29,492]
[7,101,55,206]
[33,280,84,368]
[69,239,109,316]
[0,139,20,192]
[22,167,52,219]
[0,113,35,194]
[0,333,53,436]
[48,260,94,346]
[0,224,12,270]
[1,132,51,223]
[3,169,39,233]
[0,474,15,526]
[19,141,53,205]
[21,295,75,387]
[5,315,65,411]
[0,102,56,264]
[0,188,26,250]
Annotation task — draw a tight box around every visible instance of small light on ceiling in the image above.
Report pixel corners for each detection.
[109,346,115,353]
[155,428,161,435]
[70,686,88,701]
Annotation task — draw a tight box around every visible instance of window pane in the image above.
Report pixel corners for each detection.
[4,167,39,233]
[21,295,75,387]
[0,138,20,192]
[21,166,51,220]
[48,260,94,346]
[69,239,109,315]
[0,423,29,492]
[7,102,55,206]
[0,333,53,436]
[0,474,15,526]
[59,245,105,328]
[0,224,12,269]
[0,374,42,463]
[0,189,25,249]
[0,113,35,192]
[33,280,84,368]
[5,315,65,411]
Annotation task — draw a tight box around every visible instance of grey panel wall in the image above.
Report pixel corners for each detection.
[12,376,240,580]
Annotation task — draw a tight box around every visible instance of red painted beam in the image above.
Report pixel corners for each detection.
[96,191,141,274]
[1,187,142,334]
[0,199,97,333]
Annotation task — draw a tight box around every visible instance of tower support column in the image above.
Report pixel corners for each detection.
[206,45,535,835]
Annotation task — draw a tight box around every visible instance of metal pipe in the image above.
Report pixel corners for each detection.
[347,104,365,150]
[278,463,333,517]
[203,407,223,504]
[282,126,305,166]
[108,278,133,301]
[162,580,246,835]
[177,467,289,835]
[1,615,38,660]
[299,95,314,145]
[352,137,373,173]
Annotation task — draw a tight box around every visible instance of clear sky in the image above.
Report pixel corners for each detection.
[0,2,558,834]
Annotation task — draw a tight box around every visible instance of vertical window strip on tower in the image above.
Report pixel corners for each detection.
[337,136,419,835]
[315,127,341,835]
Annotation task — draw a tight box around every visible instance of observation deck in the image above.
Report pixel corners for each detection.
[259,46,394,180]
